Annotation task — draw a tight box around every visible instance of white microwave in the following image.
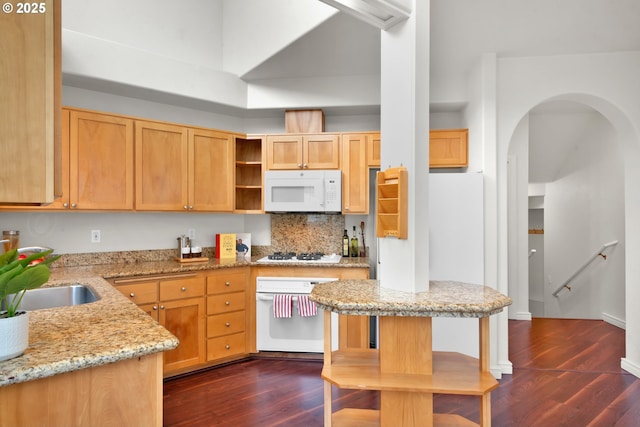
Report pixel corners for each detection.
[264,170,342,213]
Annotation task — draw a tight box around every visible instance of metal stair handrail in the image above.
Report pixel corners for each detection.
[552,240,618,297]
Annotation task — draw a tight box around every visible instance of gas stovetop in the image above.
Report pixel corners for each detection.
[256,252,342,264]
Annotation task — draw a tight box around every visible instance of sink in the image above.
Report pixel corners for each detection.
[3,284,100,311]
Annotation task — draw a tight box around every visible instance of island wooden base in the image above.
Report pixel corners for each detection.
[322,313,495,427]
[0,353,163,427]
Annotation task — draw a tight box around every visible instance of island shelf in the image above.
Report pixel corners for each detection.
[311,280,512,427]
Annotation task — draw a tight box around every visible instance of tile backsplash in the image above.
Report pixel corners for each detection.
[270,213,345,254]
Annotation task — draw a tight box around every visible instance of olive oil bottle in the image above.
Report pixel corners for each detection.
[342,229,350,257]
[350,226,359,257]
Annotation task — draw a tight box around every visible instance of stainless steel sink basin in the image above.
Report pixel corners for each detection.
[4,284,100,311]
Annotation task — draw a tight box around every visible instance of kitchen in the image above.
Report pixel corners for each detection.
[2,0,640,426]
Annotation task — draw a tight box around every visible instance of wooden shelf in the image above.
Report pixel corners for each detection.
[331,410,479,427]
[235,137,263,212]
[322,349,497,395]
[375,166,408,239]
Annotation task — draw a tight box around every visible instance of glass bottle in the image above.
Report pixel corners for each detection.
[342,229,350,257]
[350,226,359,257]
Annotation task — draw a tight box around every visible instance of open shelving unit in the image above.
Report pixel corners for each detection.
[321,313,497,427]
[234,136,264,213]
[376,166,408,239]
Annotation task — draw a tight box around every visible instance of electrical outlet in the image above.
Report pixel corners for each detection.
[188,228,195,240]
[91,229,101,243]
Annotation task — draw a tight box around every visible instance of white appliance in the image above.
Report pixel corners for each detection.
[264,170,341,213]
[256,276,339,353]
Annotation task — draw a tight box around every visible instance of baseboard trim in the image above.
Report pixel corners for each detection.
[602,312,626,329]
[491,360,513,379]
[514,311,532,321]
[621,358,640,379]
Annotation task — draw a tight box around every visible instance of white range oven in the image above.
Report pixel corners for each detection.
[256,276,339,353]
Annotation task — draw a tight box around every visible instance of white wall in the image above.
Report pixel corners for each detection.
[496,51,640,377]
[543,115,625,321]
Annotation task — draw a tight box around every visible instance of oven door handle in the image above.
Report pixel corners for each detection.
[256,294,304,302]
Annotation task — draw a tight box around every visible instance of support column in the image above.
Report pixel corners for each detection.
[378,0,430,293]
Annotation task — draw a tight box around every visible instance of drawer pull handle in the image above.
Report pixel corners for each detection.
[225,301,231,305]
[129,292,135,298]
[181,287,187,291]
[225,345,230,350]
[153,305,158,310]
[225,281,231,286]
[225,322,230,327]
[160,305,165,309]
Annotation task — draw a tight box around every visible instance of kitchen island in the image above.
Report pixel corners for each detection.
[0,277,178,427]
[311,279,512,427]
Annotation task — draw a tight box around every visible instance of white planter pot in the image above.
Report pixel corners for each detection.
[0,311,29,362]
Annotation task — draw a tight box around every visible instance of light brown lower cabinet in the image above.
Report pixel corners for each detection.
[205,268,250,362]
[111,272,206,377]
[0,353,163,427]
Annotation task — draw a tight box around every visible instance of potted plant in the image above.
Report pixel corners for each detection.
[0,248,60,362]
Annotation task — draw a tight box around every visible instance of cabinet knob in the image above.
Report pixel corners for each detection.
[183,205,188,210]
[297,163,302,168]
[181,287,187,291]
[225,322,230,327]
[303,163,308,168]
[225,301,230,306]
[153,305,158,310]
[129,292,135,298]
[71,203,77,208]
[160,305,165,309]
[189,205,193,209]
[225,345,231,350]
[63,202,69,208]
[345,207,349,211]
[225,281,231,286]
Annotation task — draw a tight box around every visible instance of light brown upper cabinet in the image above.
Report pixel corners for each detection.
[367,133,381,167]
[0,0,61,204]
[189,128,235,212]
[429,129,468,168]
[365,129,469,169]
[68,109,135,210]
[135,121,234,212]
[1,108,135,211]
[266,134,340,170]
[342,133,372,214]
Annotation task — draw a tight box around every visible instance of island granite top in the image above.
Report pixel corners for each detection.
[310,279,512,318]
[0,277,178,387]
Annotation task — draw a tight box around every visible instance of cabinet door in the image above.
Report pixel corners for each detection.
[266,135,303,169]
[429,129,468,168]
[304,134,340,169]
[367,133,381,167]
[0,0,60,204]
[70,110,134,209]
[160,297,206,374]
[341,133,369,214]
[135,121,188,210]
[189,128,234,211]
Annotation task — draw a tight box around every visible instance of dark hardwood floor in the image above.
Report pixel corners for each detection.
[163,319,640,426]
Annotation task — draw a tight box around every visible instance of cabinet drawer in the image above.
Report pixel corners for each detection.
[207,332,246,361]
[207,271,247,294]
[160,276,205,301]
[207,311,245,338]
[116,282,158,305]
[207,292,245,315]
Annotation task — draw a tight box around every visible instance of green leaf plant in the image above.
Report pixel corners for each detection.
[0,249,60,318]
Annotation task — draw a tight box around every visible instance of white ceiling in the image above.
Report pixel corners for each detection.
[244,0,640,94]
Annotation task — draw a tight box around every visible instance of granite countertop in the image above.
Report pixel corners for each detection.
[310,279,512,318]
[0,277,178,387]
[49,256,370,281]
